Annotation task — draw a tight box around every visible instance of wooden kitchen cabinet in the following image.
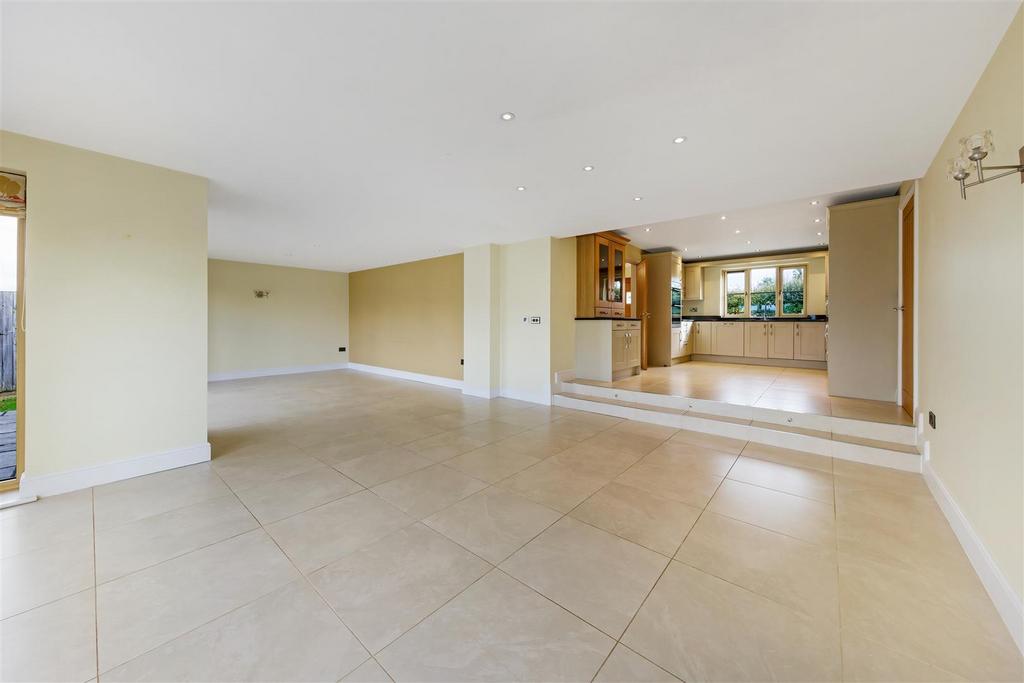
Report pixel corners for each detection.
[744,322,768,358]
[683,265,703,300]
[712,321,744,356]
[694,321,713,354]
[794,322,827,361]
[575,319,641,381]
[768,321,794,359]
[576,232,629,318]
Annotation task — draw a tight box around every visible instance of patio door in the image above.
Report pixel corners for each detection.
[0,171,25,490]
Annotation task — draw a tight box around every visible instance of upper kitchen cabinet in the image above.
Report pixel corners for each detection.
[684,265,703,300]
[576,232,629,318]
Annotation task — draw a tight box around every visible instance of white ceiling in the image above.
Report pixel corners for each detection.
[2,1,1019,272]
[620,182,901,260]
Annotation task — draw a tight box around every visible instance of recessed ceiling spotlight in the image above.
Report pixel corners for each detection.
[500,112,516,121]
[633,196,643,201]
[817,231,822,236]
[720,215,727,220]
[673,136,687,144]
[734,229,741,234]
[583,165,595,172]
[810,200,820,206]
[516,186,526,191]
[746,240,752,245]
[683,248,688,252]
[814,218,822,223]
[644,227,652,232]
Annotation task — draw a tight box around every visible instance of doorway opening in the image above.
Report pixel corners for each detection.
[900,195,915,417]
[0,214,20,484]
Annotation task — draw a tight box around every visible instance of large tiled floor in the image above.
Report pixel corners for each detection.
[576,361,914,425]
[2,370,1020,682]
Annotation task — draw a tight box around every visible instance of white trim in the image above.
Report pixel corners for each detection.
[499,386,552,406]
[209,362,349,382]
[18,442,211,498]
[923,459,1024,655]
[463,387,500,399]
[347,362,464,390]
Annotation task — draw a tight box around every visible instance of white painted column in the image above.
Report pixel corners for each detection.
[462,244,501,398]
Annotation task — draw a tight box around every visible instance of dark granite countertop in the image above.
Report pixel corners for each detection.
[680,315,828,322]
[575,317,642,321]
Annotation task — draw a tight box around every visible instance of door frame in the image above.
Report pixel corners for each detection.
[637,259,648,370]
[897,182,919,423]
[0,213,25,493]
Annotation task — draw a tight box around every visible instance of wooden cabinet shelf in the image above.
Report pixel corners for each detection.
[577,232,630,318]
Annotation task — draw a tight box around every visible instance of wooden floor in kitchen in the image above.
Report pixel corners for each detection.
[576,361,914,425]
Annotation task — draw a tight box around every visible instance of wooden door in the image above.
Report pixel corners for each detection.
[768,322,795,359]
[637,260,649,369]
[901,197,914,415]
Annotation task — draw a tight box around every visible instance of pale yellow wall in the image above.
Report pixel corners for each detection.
[682,251,829,316]
[350,253,463,380]
[917,8,1023,599]
[549,237,577,380]
[499,238,552,403]
[208,259,348,376]
[0,132,208,476]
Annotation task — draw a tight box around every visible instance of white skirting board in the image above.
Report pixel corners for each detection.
[923,459,1024,655]
[18,442,211,498]
[347,362,464,390]
[209,362,349,382]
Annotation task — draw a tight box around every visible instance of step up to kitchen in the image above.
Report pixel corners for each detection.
[553,387,920,473]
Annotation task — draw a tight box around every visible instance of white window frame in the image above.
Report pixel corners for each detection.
[721,264,808,317]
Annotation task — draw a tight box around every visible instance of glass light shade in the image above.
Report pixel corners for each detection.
[960,130,994,160]
[947,156,972,181]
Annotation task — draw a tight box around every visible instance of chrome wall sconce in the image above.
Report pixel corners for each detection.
[947,130,1024,199]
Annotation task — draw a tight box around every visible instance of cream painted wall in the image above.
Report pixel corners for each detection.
[208,259,348,377]
[499,238,552,404]
[463,244,501,398]
[0,132,208,477]
[682,251,829,316]
[549,237,577,381]
[917,8,1023,602]
[350,253,463,380]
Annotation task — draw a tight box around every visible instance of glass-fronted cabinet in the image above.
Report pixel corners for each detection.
[579,232,628,318]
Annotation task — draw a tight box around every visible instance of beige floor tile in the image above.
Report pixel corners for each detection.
[540,417,613,442]
[501,517,668,637]
[840,632,966,682]
[832,459,929,496]
[372,464,488,519]
[373,420,448,446]
[708,479,835,546]
[643,440,739,477]
[500,458,610,512]
[623,561,841,682]
[0,589,96,683]
[676,512,839,623]
[442,444,541,484]
[102,580,368,682]
[1,532,94,619]
[266,490,414,573]
[93,463,231,529]
[753,387,832,414]
[376,570,613,682]
[96,494,258,583]
[834,485,942,526]
[726,455,834,503]
[552,443,644,479]
[838,552,1022,682]
[334,447,434,487]
[740,441,833,473]
[581,430,670,459]
[494,428,577,458]
[667,429,747,455]
[452,419,530,444]
[423,487,561,564]
[830,396,913,425]
[304,434,404,467]
[233,465,362,524]
[212,447,325,492]
[97,529,298,672]
[614,457,724,509]
[594,644,681,682]
[570,482,702,556]
[0,488,94,559]
[311,524,490,653]
[606,420,679,441]
[342,658,394,682]
[404,430,490,462]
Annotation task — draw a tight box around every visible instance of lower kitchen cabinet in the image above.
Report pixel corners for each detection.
[575,319,642,382]
[694,321,713,354]
[768,321,794,359]
[681,320,694,357]
[744,322,768,358]
[795,321,827,361]
[712,321,744,356]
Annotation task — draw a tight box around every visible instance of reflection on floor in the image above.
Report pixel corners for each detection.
[576,361,914,425]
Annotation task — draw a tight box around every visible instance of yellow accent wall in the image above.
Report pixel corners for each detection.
[0,131,208,477]
[208,259,348,377]
[349,253,463,380]
[917,8,1023,600]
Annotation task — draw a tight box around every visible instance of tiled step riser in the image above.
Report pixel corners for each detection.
[558,380,917,446]
[552,393,921,474]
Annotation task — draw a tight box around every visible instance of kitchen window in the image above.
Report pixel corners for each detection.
[722,265,807,317]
